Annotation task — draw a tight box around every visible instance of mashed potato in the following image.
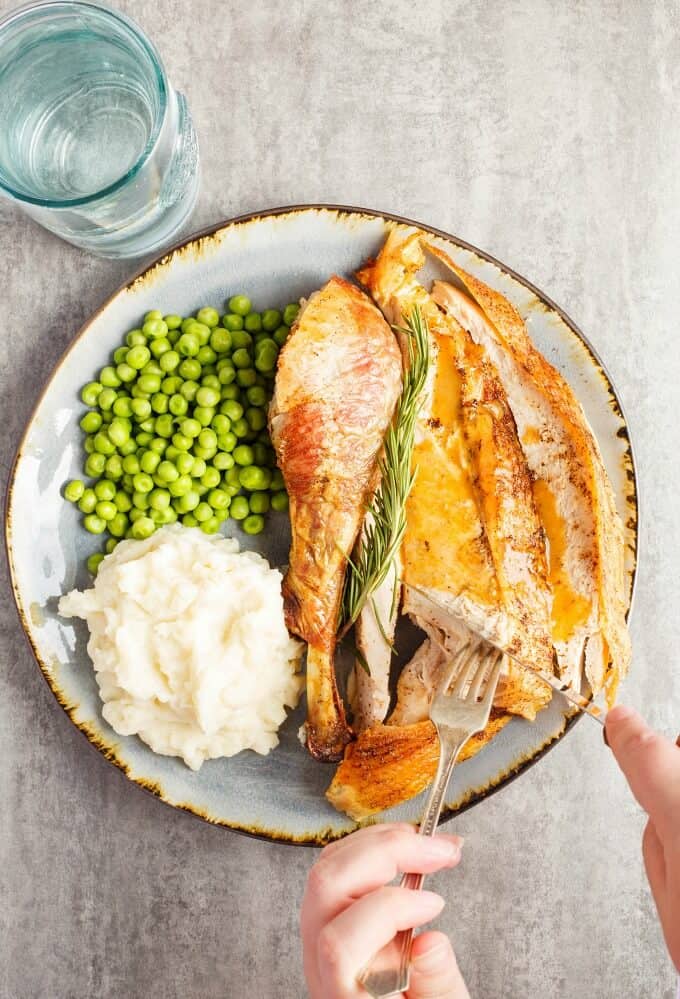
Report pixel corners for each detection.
[59,525,303,770]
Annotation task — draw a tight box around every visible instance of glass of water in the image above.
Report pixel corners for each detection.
[0,1,199,258]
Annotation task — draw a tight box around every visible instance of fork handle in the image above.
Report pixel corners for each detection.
[359,729,468,998]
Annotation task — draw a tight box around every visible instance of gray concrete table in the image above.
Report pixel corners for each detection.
[1,2,678,996]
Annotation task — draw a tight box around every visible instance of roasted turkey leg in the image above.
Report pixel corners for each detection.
[269,276,402,761]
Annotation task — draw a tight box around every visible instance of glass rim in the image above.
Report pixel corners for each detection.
[0,0,169,209]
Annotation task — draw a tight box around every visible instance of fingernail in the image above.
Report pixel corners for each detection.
[675,733,680,748]
[427,837,462,861]
[602,727,610,747]
[412,937,452,971]
[605,705,634,725]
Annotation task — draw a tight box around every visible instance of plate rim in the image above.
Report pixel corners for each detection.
[4,203,640,845]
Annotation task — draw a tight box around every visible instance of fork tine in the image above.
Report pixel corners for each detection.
[450,641,483,698]
[478,651,505,709]
[440,641,472,695]
[468,647,500,701]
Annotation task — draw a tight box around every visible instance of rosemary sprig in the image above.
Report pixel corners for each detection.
[339,305,430,635]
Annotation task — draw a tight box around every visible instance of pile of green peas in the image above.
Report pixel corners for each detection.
[63,295,299,574]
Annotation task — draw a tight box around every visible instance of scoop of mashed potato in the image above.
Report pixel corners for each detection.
[59,525,303,770]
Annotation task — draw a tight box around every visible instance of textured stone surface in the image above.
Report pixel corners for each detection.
[1,1,678,996]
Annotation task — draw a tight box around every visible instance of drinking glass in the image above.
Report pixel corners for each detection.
[0,1,200,258]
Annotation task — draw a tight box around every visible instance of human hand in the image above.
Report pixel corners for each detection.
[605,705,680,970]
[301,823,470,997]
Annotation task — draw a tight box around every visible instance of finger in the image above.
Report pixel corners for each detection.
[605,706,680,835]
[304,829,462,927]
[320,822,418,861]
[642,819,667,905]
[317,887,445,993]
[407,931,471,998]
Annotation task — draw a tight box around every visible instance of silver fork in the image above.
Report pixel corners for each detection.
[359,640,505,998]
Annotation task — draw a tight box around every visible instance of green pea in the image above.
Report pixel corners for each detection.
[77,488,97,513]
[242,514,265,535]
[142,318,168,339]
[249,491,270,514]
[81,381,103,406]
[244,312,262,333]
[114,490,132,512]
[252,443,269,466]
[206,488,229,510]
[181,514,198,527]
[213,452,234,472]
[129,507,145,523]
[225,466,241,486]
[154,507,177,525]
[190,501,210,523]
[190,406,213,427]
[164,445,181,461]
[113,346,129,365]
[149,488,171,511]
[175,452,195,476]
[255,348,278,373]
[198,428,217,450]
[164,314,183,330]
[87,552,105,574]
[113,396,134,419]
[136,373,159,395]
[200,516,221,534]
[221,400,243,422]
[239,465,271,491]
[201,467,222,488]
[154,414,175,438]
[197,346,216,366]
[218,364,236,386]
[180,380,199,402]
[151,392,169,415]
[131,384,150,400]
[180,418,201,439]
[246,386,267,407]
[98,387,117,411]
[231,330,253,350]
[126,345,150,370]
[237,368,257,388]
[211,414,231,436]
[85,453,107,477]
[83,514,107,534]
[105,538,118,554]
[80,411,102,434]
[222,313,244,331]
[122,474,134,491]
[231,418,249,438]
[233,444,254,467]
[101,365,123,388]
[210,328,232,353]
[108,512,129,537]
[283,303,299,326]
[262,309,281,332]
[131,398,152,420]
[131,516,156,539]
[176,490,200,513]
[93,479,115,502]
[84,436,95,454]
[144,310,163,322]
[160,349,180,373]
[230,496,249,520]
[157,460,179,483]
[133,472,154,494]
[116,362,137,384]
[273,325,289,347]
[64,479,85,503]
[271,490,289,512]
[149,337,172,359]
[95,500,117,521]
[195,306,219,328]
[177,333,199,357]
[220,385,240,401]
[138,417,155,433]
[217,432,237,452]
[161,375,182,395]
[179,358,201,380]
[191,457,207,478]
[149,437,167,455]
[228,294,251,316]
[140,450,160,474]
[107,420,130,448]
[126,330,146,348]
[168,474,192,497]
[132,490,150,510]
[195,386,219,408]
[192,322,211,346]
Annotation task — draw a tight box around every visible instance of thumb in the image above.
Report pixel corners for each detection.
[605,705,680,837]
[406,931,470,999]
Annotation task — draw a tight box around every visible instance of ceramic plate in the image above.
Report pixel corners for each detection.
[6,206,638,845]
